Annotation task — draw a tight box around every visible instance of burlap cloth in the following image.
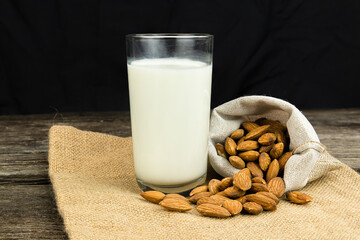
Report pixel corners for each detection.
[49,125,360,240]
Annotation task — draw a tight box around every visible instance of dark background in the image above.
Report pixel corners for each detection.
[1,0,360,115]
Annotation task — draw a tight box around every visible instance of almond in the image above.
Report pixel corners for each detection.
[247,162,263,178]
[189,192,212,204]
[239,168,252,178]
[241,121,260,132]
[216,143,228,159]
[258,133,277,145]
[210,195,230,205]
[230,129,245,140]
[197,196,221,206]
[233,169,252,191]
[197,203,231,218]
[159,198,192,212]
[259,144,274,153]
[278,152,292,171]
[286,191,312,204]
[250,183,269,193]
[256,191,280,204]
[164,193,189,203]
[229,156,246,169]
[259,152,271,171]
[266,159,280,183]
[244,125,271,140]
[208,179,221,194]
[223,199,243,215]
[270,143,284,159]
[243,202,263,215]
[225,137,237,156]
[189,185,208,197]
[236,195,247,205]
[238,150,260,161]
[140,191,165,204]
[245,194,277,211]
[237,136,246,145]
[236,140,259,151]
[223,186,246,198]
[255,118,286,132]
[219,177,233,190]
[252,177,267,185]
[274,130,287,145]
[268,177,285,198]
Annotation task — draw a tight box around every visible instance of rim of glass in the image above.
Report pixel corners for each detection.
[126,33,213,39]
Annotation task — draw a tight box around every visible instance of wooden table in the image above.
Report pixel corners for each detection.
[1,110,359,239]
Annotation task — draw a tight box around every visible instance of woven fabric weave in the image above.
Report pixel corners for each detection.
[49,125,360,240]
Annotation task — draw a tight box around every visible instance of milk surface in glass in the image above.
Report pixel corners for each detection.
[128,58,212,186]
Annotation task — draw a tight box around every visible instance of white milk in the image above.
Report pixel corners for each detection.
[128,58,212,186]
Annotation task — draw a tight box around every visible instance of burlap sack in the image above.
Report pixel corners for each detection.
[209,95,343,191]
[48,125,360,239]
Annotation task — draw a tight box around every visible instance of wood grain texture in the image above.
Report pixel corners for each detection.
[0,110,359,239]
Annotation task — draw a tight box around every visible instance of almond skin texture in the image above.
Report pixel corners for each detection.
[247,162,264,178]
[164,194,189,203]
[236,140,259,151]
[279,152,292,171]
[258,133,277,145]
[274,130,287,145]
[225,137,237,156]
[197,204,231,218]
[266,159,280,183]
[256,191,280,204]
[197,196,221,206]
[252,177,267,185]
[140,191,165,204]
[229,156,246,169]
[245,194,277,211]
[189,192,213,204]
[219,177,233,190]
[250,183,269,193]
[243,202,263,215]
[237,136,246,145]
[286,191,313,204]
[189,185,208,197]
[236,196,247,205]
[216,143,228,159]
[239,168,252,178]
[238,150,260,162]
[208,179,222,194]
[159,198,192,212]
[223,199,243,215]
[210,195,230,205]
[244,125,271,140]
[259,152,271,171]
[241,121,260,132]
[270,142,284,159]
[223,186,246,198]
[230,129,245,140]
[268,177,285,198]
[233,169,252,191]
[259,144,274,153]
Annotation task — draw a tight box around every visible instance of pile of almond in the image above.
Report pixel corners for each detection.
[140,118,313,218]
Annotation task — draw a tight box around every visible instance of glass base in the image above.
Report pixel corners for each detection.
[137,173,206,195]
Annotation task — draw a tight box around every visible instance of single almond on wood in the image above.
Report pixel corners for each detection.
[164,194,189,203]
[243,202,263,215]
[229,156,246,169]
[159,198,192,212]
[270,143,284,159]
[247,162,263,178]
[250,183,269,193]
[241,121,260,132]
[208,179,221,194]
[236,140,259,151]
[210,195,230,205]
[252,177,267,185]
[197,204,231,218]
[197,196,221,206]
[140,191,165,204]
[189,192,212,204]
[219,177,233,190]
[216,143,228,159]
[258,133,277,145]
[230,129,245,140]
[268,177,285,198]
[245,194,277,211]
[286,191,312,204]
[233,170,252,191]
[266,159,280,183]
[189,185,208,197]
[259,152,271,171]
[256,191,279,204]
[259,144,274,153]
[278,152,292,171]
[225,137,237,156]
[244,125,271,140]
[223,186,246,198]
[238,150,260,161]
[223,199,243,215]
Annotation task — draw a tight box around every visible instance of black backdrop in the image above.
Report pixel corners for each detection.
[1,0,360,114]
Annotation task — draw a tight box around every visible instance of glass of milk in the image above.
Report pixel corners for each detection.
[126,34,213,193]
